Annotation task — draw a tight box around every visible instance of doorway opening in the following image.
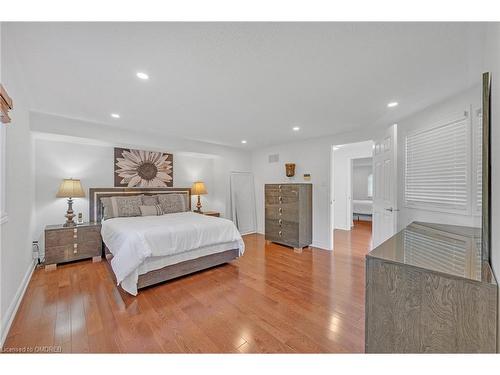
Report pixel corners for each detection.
[351,157,374,226]
[330,141,374,250]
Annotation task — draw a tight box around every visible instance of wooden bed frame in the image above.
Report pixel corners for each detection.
[89,187,240,292]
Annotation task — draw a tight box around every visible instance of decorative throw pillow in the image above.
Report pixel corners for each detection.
[100,197,114,220]
[100,195,142,219]
[142,195,159,206]
[157,193,187,214]
[139,204,164,216]
[113,195,142,217]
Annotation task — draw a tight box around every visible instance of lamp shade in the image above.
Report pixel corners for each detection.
[56,179,85,198]
[191,181,207,195]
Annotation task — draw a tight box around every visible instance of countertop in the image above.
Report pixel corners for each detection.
[367,221,496,285]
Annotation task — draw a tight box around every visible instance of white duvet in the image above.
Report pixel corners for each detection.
[101,212,245,294]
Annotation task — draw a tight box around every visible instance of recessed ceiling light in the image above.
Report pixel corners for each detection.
[292,126,300,131]
[136,72,149,80]
[111,113,120,119]
[387,101,399,108]
[241,140,247,144]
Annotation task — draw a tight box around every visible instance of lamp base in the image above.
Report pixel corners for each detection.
[194,195,203,213]
[63,197,76,227]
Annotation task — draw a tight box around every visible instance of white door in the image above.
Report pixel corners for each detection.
[372,124,398,248]
[230,172,257,235]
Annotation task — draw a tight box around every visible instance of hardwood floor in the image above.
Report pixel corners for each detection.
[3,221,372,353]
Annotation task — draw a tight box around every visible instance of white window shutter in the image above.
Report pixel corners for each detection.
[473,110,482,214]
[405,115,470,214]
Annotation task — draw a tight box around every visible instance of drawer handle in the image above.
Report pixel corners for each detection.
[73,228,78,233]
[73,234,77,239]
[74,243,78,248]
[279,196,282,201]
[279,208,282,214]
[279,219,282,225]
[278,185,282,189]
[278,231,282,236]
[74,249,78,254]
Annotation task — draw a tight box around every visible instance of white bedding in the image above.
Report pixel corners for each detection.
[352,199,373,215]
[101,212,245,295]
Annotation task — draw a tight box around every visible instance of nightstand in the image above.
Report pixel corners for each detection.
[194,211,220,217]
[44,222,102,270]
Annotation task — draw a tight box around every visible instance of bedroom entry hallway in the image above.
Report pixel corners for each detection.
[330,140,374,250]
[3,232,370,353]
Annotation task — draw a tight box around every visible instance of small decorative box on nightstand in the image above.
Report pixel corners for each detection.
[44,222,102,270]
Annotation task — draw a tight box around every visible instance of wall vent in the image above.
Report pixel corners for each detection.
[268,153,279,163]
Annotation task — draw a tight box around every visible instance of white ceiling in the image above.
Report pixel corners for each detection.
[4,22,486,149]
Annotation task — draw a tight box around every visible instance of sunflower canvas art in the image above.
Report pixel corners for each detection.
[114,147,173,187]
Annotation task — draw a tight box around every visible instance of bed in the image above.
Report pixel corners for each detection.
[89,187,245,295]
[352,199,373,221]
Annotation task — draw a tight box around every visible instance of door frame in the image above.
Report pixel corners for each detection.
[329,140,376,251]
[328,145,335,250]
[372,124,399,248]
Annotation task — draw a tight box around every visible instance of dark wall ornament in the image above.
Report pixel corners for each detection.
[285,163,296,177]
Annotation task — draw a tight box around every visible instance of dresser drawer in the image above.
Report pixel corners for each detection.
[45,245,71,264]
[45,230,74,247]
[265,189,298,205]
[77,227,101,243]
[265,219,299,246]
[44,224,102,266]
[45,241,101,264]
[265,204,299,222]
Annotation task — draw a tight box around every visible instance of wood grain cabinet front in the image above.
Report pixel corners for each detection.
[365,222,498,353]
[45,223,102,268]
[264,183,312,250]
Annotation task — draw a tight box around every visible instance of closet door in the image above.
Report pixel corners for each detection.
[230,172,257,235]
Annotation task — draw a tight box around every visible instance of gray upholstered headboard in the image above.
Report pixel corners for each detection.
[88,187,191,223]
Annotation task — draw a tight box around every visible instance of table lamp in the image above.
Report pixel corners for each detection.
[191,181,207,213]
[56,178,85,226]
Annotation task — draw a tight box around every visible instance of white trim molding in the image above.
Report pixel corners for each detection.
[0,260,36,348]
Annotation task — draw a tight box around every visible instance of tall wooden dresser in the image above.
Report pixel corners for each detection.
[265,183,312,251]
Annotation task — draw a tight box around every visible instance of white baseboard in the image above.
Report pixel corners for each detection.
[0,260,36,348]
[312,241,331,251]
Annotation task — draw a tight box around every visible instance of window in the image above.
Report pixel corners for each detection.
[367,173,373,198]
[0,124,6,224]
[405,114,471,214]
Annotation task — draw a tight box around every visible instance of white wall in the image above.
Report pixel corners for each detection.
[352,159,372,200]
[0,30,36,346]
[396,85,482,230]
[333,141,373,230]
[251,128,384,250]
[483,22,500,353]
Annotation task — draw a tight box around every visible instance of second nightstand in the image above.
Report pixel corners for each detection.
[44,222,102,270]
[194,211,220,217]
